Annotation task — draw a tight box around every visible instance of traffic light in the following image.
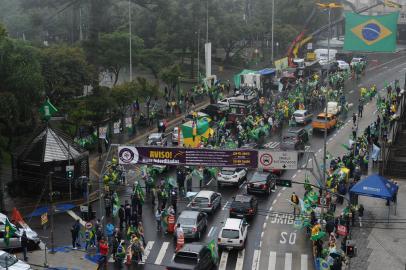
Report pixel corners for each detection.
[67,170,74,180]
[346,240,356,257]
[276,179,292,187]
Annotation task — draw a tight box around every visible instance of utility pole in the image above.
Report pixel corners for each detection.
[48,172,55,253]
[129,0,133,82]
[206,0,209,43]
[197,28,200,80]
[79,5,83,41]
[0,150,4,213]
[271,0,275,63]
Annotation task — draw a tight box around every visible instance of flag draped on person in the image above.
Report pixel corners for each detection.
[134,181,145,205]
[207,239,219,262]
[344,12,399,52]
[112,192,120,217]
[4,219,16,246]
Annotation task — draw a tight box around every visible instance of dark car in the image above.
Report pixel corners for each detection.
[147,132,168,146]
[167,243,217,270]
[229,195,258,219]
[280,127,308,151]
[200,103,228,121]
[247,172,277,196]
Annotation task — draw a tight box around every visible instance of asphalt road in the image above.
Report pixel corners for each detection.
[40,50,406,270]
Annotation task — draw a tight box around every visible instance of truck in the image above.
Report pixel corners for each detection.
[327,101,341,116]
[312,113,337,132]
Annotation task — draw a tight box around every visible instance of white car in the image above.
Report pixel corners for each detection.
[336,60,350,71]
[0,213,40,250]
[147,133,167,146]
[0,250,32,270]
[217,168,247,187]
[217,97,235,108]
[293,110,313,124]
[350,57,366,67]
[189,190,222,214]
[218,218,248,250]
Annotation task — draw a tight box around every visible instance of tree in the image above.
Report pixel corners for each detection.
[92,31,144,85]
[211,0,250,64]
[139,47,172,82]
[41,46,96,107]
[160,64,183,92]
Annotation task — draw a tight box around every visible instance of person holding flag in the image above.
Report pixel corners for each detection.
[207,239,219,265]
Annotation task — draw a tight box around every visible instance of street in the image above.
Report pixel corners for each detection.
[30,50,406,270]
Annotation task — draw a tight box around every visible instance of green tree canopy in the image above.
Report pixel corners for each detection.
[41,46,96,107]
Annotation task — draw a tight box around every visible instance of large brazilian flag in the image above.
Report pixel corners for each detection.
[344,12,399,52]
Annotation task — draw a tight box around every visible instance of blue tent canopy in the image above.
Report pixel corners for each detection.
[26,203,76,218]
[257,68,276,75]
[350,174,398,200]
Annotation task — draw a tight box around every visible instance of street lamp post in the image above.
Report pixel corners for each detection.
[129,0,132,82]
[271,0,275,63]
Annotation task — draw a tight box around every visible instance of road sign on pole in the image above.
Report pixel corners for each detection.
[258,151,298,170]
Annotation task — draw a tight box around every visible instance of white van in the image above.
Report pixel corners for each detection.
[314,48,337,64]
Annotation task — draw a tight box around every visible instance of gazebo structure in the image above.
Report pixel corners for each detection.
[12,125,89,197]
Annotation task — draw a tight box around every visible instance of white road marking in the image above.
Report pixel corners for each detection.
[261,232,264,238]
[259,241,262,248]
[318,149,322,153]
[301,254,308,270]
[277,193,281,197]
[219,250,229,270]
[285,253,292,270]
[252,249,261,270]
[298,170,301,173]
[292,174,297,178]
[265,215,269,221]
[263,223,267,230]
[235,249,245,270]
[222,201,229,211]
[206,178,213,186]
[272,199,277,205]
[67,210,86,226]
[282,187,286,191]
[268,251,277,270]
[350,90,354,93]
[154,241,169,265]
[208,226,214,237]
[309,158,312,162]
[141,241,154,264]
[269,206,273,211]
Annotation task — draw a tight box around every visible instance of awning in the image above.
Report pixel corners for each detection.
[350,174,398,200]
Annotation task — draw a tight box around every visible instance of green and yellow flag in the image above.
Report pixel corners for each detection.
[207,239,218,262]
[4,219,16,246]
[344,12,399,52]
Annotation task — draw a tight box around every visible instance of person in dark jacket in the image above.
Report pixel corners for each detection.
[118,205,125,229]
[70,220,81,249]
[124,201,131,227]
[21,231,29,261]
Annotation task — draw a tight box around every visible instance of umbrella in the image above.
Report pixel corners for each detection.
[310,231,326,241]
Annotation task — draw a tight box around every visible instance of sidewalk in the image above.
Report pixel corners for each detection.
[22,248,96,270]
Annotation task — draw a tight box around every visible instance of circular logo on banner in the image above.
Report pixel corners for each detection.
[260,153,273,167]
[119,147,139,164]
[85,222,93,229]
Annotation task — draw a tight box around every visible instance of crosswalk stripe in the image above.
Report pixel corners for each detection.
[140,241,154,264]
[268,251,276,270]
[285,253,292,270]
[235,249,245,270]
[154,241,169,265]
[301,254,308,270]
[252,249,261,270]
[219,250,229,270]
